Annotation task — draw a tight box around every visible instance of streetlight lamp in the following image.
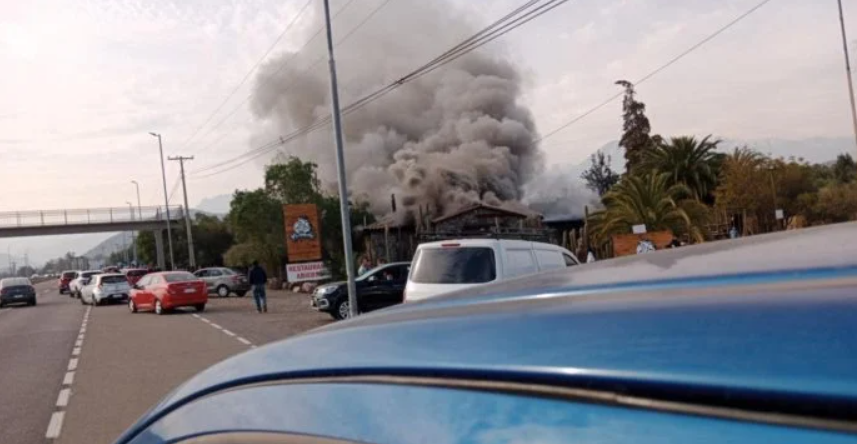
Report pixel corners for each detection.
[149,132,175,270]
[126,201,138,266]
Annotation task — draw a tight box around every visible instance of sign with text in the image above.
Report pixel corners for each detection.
[284,204,323,262]
[286,261,331,283]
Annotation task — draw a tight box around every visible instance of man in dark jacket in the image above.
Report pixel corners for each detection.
[248,260,268,313]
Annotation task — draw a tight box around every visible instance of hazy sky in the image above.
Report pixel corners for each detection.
[2,0,857,263]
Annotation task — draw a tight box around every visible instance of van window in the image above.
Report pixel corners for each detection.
[505,249,537,278]
[100,275,129,285]
[410,247,496,284]
[534,249,564,271]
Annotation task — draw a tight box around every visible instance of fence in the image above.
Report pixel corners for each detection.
[0,206,184,229]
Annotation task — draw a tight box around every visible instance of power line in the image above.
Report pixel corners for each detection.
[532,0,776,146]
[179,0,314,151]
[187,0,361,155]
[191,0,571,178]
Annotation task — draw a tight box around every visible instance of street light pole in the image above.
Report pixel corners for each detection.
[837,0,857,157]
[322,0,359,318]
[131,180,143,221]
[149,132,175,270]
[126,201,138,265]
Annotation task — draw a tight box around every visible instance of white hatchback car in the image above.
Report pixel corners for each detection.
[404,239,579,302]
[81,273,132,306]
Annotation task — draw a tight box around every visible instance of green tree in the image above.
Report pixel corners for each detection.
[715,147,769,215]
[813,182,857,223]
[616,80,657,173]
[265,156,322,204]
[642,135,721,201]
[591,172,709,243]
[227,189,284,273]
[832,153,856,184]
[581,150,620,196]
[17,265,37,277]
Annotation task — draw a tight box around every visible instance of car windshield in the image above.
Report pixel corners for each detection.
[61,272,76,279]
[100,275,128,285]
[1,278,31,287]
[126,270,148,277]
[410,247,496,284]
[163,272,198,283]
[81,272,99,278]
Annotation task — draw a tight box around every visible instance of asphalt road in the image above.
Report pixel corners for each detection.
[0,280,333,444]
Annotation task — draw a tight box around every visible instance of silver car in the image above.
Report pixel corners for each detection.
[193,267,249,298]
[70,270,101,298]
[81,273,131,306]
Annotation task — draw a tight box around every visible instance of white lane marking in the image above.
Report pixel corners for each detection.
[200,318,211,324]
[222,329,236,337]
[68,358,78,371]
[192,314,200,319]
[210,323,223,330]
[237,337,252,346]
[45,411,65,439]
[72,347,81,356]
[56,388,71,407]
[75,339,83,347]
[63,372,75,386]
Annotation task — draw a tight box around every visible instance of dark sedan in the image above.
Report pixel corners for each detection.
[0,277,37,307]
[312,261,411,320]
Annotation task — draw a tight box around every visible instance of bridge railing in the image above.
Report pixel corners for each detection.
[0,206,185,229]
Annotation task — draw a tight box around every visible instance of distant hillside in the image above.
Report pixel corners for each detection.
[195,194,231,215]
[82,210,223,260]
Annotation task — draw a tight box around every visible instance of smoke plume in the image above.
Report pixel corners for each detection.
[250,1,549,222]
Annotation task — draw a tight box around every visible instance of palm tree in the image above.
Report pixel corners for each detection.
[642,135,721,200]
[591,172,709,243]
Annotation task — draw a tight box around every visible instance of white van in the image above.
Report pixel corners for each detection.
[404,239,579,302]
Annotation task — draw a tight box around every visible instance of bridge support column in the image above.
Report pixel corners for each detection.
[154,229,165,270]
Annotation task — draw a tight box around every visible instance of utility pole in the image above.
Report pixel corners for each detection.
[149,132,175,270]
[837,0,857,156]
[169,155,196,269]
[323,0,358,318]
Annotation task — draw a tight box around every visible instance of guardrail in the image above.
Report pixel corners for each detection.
[0,206,184,229]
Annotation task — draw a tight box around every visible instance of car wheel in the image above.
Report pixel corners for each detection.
[216,285,230,298]
[30,299,36,306]
[155,299,164,315]
[128,299,137,313]
[195,303,205,312]
[333,300,351,320]
[236,291,247,297]
[80,294,87,305]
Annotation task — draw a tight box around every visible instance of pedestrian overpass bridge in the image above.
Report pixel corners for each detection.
[0,206,185,269]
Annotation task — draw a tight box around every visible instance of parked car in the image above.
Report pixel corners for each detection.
[124,268,149,286]
[312,261,411,320]
[129,271,207,315]
[0,277,36,307]
[193,267,249,298]
[404,239,579,302]
[81,273,132,306]
[58,270,78,294]
[69,270,102,298]
[111,222,857,444]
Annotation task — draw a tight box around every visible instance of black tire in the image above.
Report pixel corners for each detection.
[216,285,230,298]
[236,291,247,297]
[332,299,351,321]
[195,303,206,312]
[154,299,165,315]
[80,295,87,305]
[30,299,36,307]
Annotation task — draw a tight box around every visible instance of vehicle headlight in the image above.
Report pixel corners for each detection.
[319,286,338,295]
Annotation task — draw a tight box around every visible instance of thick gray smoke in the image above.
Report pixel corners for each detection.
[250,0,559,222]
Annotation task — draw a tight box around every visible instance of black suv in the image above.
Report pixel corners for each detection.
[312,262,411,320]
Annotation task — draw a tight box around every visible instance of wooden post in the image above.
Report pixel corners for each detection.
[384,224,390,263]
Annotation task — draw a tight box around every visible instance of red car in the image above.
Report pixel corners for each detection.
[58,270,77,295]
[125,268,149,286]
[128,271,207,315]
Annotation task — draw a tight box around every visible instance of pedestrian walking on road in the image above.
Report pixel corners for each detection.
[248,260,268,313]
